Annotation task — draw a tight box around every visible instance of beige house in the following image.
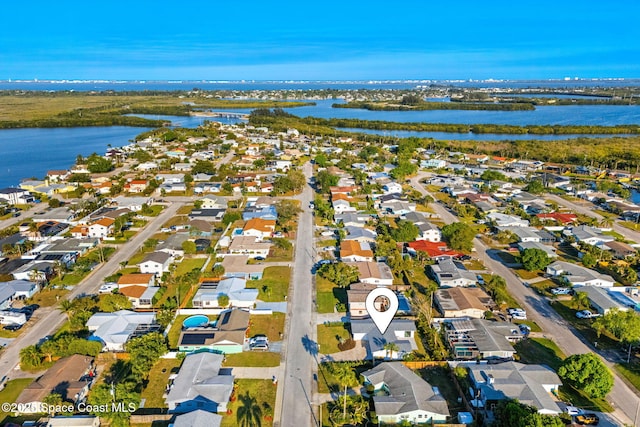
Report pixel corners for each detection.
[435,287,495,318]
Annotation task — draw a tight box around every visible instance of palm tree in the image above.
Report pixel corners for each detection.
[383,342,400,360]
[333,363,358,421]
[236,391,262,427]
[20,345,42,368]
[28,221,40,240]
[572,291,590,310]
[59,299,74,320]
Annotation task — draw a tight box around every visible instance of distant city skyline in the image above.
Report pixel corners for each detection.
[2,0,639,81]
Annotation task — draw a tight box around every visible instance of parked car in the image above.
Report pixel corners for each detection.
[508,308,527,320]
[575,413,599,425]
[576,310,599,319]
[564,405,583,416]
[519,324,531,335]
[254,256,266,261]
[249,335,269,346]
[99,283,118,294]
[476,275,484,285]
[552,287,571,295]
[3,324,22,331]
[251,343,269,351]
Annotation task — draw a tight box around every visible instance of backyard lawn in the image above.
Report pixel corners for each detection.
[247,266,290,302]
[140,358,183,409]
[221,379,277,427]
[316,277,346,314]
[317,323,351,354]
[174,257,206,277]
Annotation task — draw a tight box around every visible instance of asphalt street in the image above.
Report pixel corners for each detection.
[277,161,319,427]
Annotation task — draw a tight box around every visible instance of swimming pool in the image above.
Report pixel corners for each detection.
[183,315,210,328]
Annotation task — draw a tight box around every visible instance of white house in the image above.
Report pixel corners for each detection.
[332,199,356,215]
[362,362,450,425]
[382,182,403,194]
[87,218,115,239]
[546,261,615,287]
[139,251,173,276]
[192,277,259,309]
[86,310,158,351]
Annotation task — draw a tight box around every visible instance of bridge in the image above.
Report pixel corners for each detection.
[191,111,249,120]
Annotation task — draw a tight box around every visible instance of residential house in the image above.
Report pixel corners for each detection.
[568,225,615,246]
[340,240,374,262]
[157,233,190,257]
[15,355,95,413]
[362,362,450,425]
[112,196,153,212]
[498,226,542,243]
[86,310,159,351]
[332,198,356,215]
[166,352,234,413]
[604,241,637,259]
[546,261,615,287]
[178,309,250,354]
[88,218,115,239]
[171,410,222,427]
[192,278,258,309]
[228,236,271,259]
[382,182,403,194]
[343,226,377,243]
[445,318,523,360]
[189,209,226,222]
[335,213,369,228]
[347,283,378,318]
[348,261,394,286]
[430,259,477,288]
[467,361,562,415]
[220,255,265,280]
[351,318,417,360]
[10,261,52,283]
[124,180,148,194]
[435,287,495,319]
[421,158,447,169]
[242,218,276,241]
[0,188,34,204]
[405,212,441,242]
[536,212,578,225]
[199,195,227,210]
[407,240,462,260]
[0,280,40,309]
[157,173,185,184]
[139,251,173,276]
[242,205,277,221]
[380,200,416,215]
[577,286,630,315]
[487,213,530,228]
[517,242,558,258]
[117,273,157,307]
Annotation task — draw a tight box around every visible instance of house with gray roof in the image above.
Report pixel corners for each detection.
[567,225,615,246]
[86,310,159,351]
[578,286,630,315]
[166,352,234,414]
[445,318,523,360]
[0,280,40,310]
[157,233,190,257]
[139,251,174,276]
[546,261,615,287]
[343,226,377,243]
[192,277,258,309]
[171,409,222,427]
[351,319,417,360]
[487,213,529,228]
[517,241,558,258]
[430,259,477,288]
[467,361,562,415]
[362,362,450,425]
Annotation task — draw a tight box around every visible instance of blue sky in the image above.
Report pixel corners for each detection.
[2,0,639,80]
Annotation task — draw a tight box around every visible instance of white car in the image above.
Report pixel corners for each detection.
[508,308,527,320]
[576,310,598,319]
[98,283,117,294]
[564,406,583,416]
[551,287,571,295]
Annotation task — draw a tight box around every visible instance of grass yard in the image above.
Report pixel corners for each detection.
[495,251,519,265]
[318,239,337,247]
[551,300,619,350]
[267,245,293,262]
[316,277,347,314]
[246,266,290,302]
[514,269,541,280]
[146,205,165,216]
[176,205,193,215]
[174,257,206,277]
[528,279,558,296]
[248,313,285,342]
[26,288,68,307]
[221,379,277,427]
[0,378,36,424]
[463,259,486,271]
[162,215,190,229]
[223,352,281,367]
[140,358,183,409]
[317,323,351,354]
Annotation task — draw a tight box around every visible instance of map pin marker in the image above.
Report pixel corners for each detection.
[366,287,399,334]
